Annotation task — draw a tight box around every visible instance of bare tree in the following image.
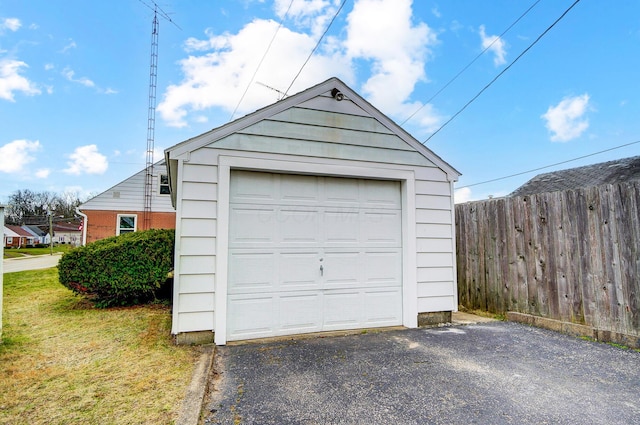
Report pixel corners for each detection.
[5,189,88,225]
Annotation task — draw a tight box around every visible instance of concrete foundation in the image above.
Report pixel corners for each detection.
[417,311,452,327]
[175,331,215,345]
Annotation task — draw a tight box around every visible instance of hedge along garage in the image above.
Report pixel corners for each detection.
[165,78,461,345]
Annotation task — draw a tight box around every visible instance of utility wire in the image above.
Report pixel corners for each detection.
[229,0,295,121]
[401,0,541,126]
[284,0,347,97]
[456,139,640,189]
[423,0,582,144]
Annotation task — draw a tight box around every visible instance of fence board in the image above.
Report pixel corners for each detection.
[455,181,640,338]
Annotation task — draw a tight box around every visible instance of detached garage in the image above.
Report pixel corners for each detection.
[165,77,460,345]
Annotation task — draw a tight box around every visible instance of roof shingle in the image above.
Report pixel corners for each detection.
[510,155,640,197]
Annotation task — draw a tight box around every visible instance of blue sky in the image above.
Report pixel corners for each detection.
[1,0,639,204]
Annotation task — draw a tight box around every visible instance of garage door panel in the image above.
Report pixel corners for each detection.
[279,252,322,290]
[324,210,360,244]
[323,290,362,328]
[230,171,277,203]
[228,207,276,246]
[363,250,403,286]
[280,174,320,203]
[364,289,403,325]
[279,293,322,332]
[227,295,275,340]
[280,209,320,244]
[361,210,402,245]
[228,252,275,293]
[362,180,401,208]
[323,251,360,288]
[324,177,361,206]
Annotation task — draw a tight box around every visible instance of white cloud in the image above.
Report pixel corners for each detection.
[64,145,108,175]
[345,0,437,115]
[1,17,21,32]
[35,168,50,178]
[454,187,472,204]
[479,25,507,66]
[541,94,590,142]
[60,39,77,53]
[0,59,41,101]
[158,16,349,127]
[0,139,41,173]
[62,67,95,87]
[274,0,338,35]
[157,0,441,131]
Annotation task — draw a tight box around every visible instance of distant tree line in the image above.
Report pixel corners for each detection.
[4,189,91,225]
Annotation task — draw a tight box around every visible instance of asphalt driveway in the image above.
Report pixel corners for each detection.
[203,321,640,424]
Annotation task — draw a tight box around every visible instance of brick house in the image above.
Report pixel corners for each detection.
[77,160,175,244]
[3,225,35,248]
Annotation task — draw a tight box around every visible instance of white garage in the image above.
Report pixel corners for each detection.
[165,78,461,345]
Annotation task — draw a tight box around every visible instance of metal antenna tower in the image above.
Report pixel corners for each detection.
[139,1,180,230]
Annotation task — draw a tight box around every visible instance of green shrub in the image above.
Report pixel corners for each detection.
[58,229,175,307]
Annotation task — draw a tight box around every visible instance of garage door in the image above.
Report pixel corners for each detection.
[227,170,403,341]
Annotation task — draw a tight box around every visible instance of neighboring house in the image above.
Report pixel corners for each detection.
[165,77,461,345]
[4,225,35,248]
[22,225,48,244]
[78,160,176,244]
[51,221,83,246]
[3,226,20,249]
[510,155,640,197]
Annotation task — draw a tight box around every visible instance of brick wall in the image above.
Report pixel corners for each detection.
[83,210,176,244]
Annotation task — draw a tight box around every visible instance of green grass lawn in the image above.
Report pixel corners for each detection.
[0,268,202,424]
[3,245,73,259]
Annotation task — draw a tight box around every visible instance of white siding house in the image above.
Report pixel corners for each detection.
[165,78,461,345]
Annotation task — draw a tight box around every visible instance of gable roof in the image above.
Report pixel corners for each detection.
[165,77,460,203]
[5,225,34,238]
[3,226,21,238]
[510,155,640,197]
[79,160,173,212]
[23,225,47,237]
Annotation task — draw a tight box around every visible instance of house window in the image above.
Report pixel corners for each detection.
[159,174,170,195]
[117,214,137,235]
[6,237,13,244]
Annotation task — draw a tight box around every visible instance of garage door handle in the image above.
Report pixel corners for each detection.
[320,264,324,276]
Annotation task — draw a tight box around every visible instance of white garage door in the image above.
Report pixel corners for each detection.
[227,170,403,341]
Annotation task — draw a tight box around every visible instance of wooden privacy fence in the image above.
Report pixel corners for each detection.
[455,181,640,338]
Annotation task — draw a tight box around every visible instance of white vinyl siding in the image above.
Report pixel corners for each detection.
[80,162,174,212]
[172,162,218,332]
[415,169,457,314]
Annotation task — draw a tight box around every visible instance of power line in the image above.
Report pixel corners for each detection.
[229,0,295,121]
[423,0,582,144]
[456,139,640,189]
[284,0,347,97]
[401,0,542,126]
